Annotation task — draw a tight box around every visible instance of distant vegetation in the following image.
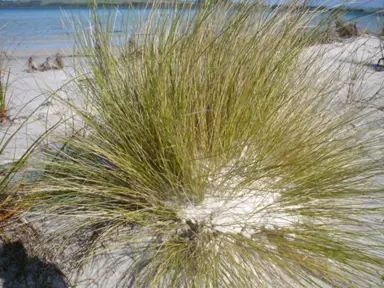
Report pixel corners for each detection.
[0,0,383,14]
[0,0,179,8]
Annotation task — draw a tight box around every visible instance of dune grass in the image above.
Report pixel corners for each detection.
[0,62,10,124]
[0,46,16,228]
[335,18,359,38]
[381,21,384,37]
[23,2,384,287]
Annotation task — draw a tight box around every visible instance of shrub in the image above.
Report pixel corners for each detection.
[24,2,384,287]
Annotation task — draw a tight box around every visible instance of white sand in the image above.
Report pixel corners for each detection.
[0,51,81,165]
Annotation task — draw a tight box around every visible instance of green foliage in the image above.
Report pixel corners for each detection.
[25,2,384,287]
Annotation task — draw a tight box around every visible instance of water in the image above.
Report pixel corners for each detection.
[0,8,152,52]
[0,7,383,52]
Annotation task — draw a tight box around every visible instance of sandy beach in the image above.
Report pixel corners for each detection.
[1,48,80,165]
[1,32,384,287]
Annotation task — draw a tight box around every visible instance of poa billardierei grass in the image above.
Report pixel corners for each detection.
[22,2,384,286]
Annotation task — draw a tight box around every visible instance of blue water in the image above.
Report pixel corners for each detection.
[0,8,152,51]
[0,7,383,52]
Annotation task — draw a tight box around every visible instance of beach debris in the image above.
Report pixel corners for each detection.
[53,53,64,70]
[29,54,65,72]
[26,56,38,73]
[373,58,384,72]
[39,57,53,72]
[366,58,384,72]
[335,17,360,38]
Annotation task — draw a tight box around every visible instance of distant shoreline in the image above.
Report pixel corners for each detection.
[0,2,181,9]
[0,2,383,16]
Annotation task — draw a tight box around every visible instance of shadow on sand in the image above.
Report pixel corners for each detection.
[0,241,68,288]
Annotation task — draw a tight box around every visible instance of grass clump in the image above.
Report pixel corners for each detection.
[0,62,10,124]
[335,15,360,38]
[381,21,384,37]
[54,53,64,70]
[24,2,384,287]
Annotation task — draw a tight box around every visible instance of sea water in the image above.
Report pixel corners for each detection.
[0,7,383,52]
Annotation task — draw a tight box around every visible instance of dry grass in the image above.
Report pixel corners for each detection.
[54,53,64,70]
[381,21,384,37]
[0,63,10,124]
[335,15,360,38]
